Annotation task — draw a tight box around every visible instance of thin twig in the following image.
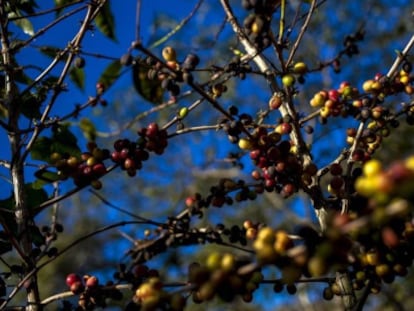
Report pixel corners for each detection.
[168,124,220,138]
[149,0,204,48]
[32,164,118,215]
[13,4,88,54]
[135,0,142,42]
[0,221,144,310]
[22,1,106,163]
[89,189,162,226]
[278,0,286,44]
[8,0,84,21]
[285,0,317,67]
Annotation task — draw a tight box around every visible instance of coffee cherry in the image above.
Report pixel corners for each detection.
[221,253,235,272]
[246,227,257,240]
[275,122,292,135]
[212,83,227,97]
[66,273,82,287]
[182,53,200,70]
[282,74,295,87]
[274,230,293,253]
[330,163,343,175]
[135,282,156,301]
[375,263,391,278]
[169,293,186,310]
[70,282,84,294]
[310,92,326,107]
[50,152,62,164]
[273,280,284,293]
[269,93,283,110]
[86,275,99,288]
[293,62,308,74]
[251,18,264,34]
[330,176,344,190]
[323,286,334,300]
[242,0,254,10]
[365,250,380,266]
[238,138,253,150]
[286,284,297,294]
[382,226,399,248]
[179,107,188,118]
[206,252,222,271]
[363,159,382,177]
[308,255,328,277]
[198,282,215,301]
[162,46,177,62]
[146,122,159,138]
[96,82,105,95]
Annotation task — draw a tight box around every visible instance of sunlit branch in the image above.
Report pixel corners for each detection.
[386,33,414,78]
[220,0,326,218]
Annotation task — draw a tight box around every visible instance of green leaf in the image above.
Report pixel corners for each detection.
[33,170,60,189]
[9,11,34,36]
[54,0,75,15]
[98,60,121,90]
[0,195,17,238]
[0,183,47,239]
[0,233,12,256]
[132,59,164,105]
[53,124,77,146]
[51,124,81,157]
[95,2,116,41]
[25,183,48,211]
[38,46,69,62]
[29,225,45,246]
[31,136,52,162]
[69,66,85,91]
[30,124,81,163]
[79,118,97,141]
[16,0,38,14]
[20,92,42,119]
[14,68,32,85]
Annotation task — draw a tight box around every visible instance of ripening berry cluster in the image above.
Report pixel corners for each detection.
[309,82,359,120]
[47,123,168,189]
[308,64,414,127]
[65,273,123,309]
[241,0,279,49]
[50,142,109,189]
[252,227,294,264]
[327,203,414,296]
[188,253,264,305]
[111,139,148,177]
[355,157,414,204]
[144,46,200,99]
[111,122,167,177]
[238,126,304,197]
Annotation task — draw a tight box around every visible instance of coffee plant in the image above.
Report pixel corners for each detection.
[0,0,413,310]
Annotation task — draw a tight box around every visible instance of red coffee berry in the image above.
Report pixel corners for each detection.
[66,273,82,288]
